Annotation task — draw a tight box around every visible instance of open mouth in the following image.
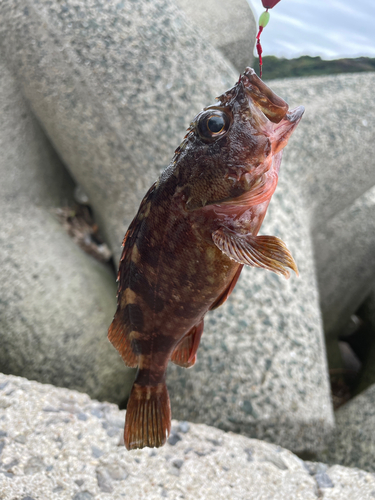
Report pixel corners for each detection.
[241,67,290,124]
[240,69,305,153]
[276,105,305,137]
[285,105,305,123]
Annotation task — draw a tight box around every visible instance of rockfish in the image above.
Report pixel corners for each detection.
[108,67,304,450]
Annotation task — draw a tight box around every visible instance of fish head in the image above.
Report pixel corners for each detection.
[175,67,304,213]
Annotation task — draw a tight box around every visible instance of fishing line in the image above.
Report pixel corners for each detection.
[256,0,281,78]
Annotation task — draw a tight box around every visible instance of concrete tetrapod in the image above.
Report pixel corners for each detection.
[176,0,257,72]
[320,383,375,473]
[0,0,236,264]
[271,72,375,355]
[270,73,375,227]
[313,186,375,368]
[0,59,134,404]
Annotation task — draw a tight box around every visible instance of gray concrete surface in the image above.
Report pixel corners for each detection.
[1,373,374,500]
[270,72,375,228]
[313,186,375,363]
[270,73,375,342]
[0,0,236,264]
[320,384,375,473]
[176,0,257,72]
[0,59,134,404]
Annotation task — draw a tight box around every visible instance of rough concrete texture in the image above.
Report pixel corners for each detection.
[0,0,236,264]
[270,72,375,227]
[1,373,374,500]
[313,186,375,363]
[320,384,375,473]
[175,0,256,72]
[167,172,334,454]
[0,59,134,404]
[269,73,375,340]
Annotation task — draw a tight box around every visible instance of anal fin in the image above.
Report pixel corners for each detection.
[210,264,243,310]
[171,320,204,368]
[108,313,138,368]
[212,227,298,279]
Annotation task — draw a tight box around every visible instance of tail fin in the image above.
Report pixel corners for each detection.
[124,382,171,450]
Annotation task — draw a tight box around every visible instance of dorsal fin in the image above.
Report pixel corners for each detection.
[108,183,157,367]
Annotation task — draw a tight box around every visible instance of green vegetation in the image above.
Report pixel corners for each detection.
[254,55,375,80]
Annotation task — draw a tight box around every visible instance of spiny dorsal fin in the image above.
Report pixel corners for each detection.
[108,182,158,366]
[212,227,298,279]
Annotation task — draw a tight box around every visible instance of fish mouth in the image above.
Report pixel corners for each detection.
[241,68,289,123]
[277,105,305,138]
[270,105,305,154]
[285,105,305,124]
[240,68,305,153]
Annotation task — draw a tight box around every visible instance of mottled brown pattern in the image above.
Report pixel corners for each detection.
[108,68,304,450]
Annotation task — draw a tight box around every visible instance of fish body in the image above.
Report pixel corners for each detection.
[108,68,304,450]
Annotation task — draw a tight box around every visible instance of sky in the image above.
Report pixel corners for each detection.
[248,0,375,60]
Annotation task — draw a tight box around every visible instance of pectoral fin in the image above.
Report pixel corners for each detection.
[212,228,298,279]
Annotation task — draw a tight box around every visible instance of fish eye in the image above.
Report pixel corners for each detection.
[196,109,231,142]
[207,115,225,133]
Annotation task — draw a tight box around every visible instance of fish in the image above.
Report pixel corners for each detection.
[108,67,304,450]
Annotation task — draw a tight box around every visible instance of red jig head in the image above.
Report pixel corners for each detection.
[256,0,282,78]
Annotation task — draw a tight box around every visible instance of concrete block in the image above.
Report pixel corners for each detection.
[313,186,375,355]
[1,373,374,500]
[0,0,236,264]
[0,59,134,404]
[320,384,375,473]
[270,73,375,226]
[175,0,257,72]
[270,73,375,340]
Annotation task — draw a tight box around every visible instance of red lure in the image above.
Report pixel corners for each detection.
[256,0,282,78]
[262,0,281,7]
